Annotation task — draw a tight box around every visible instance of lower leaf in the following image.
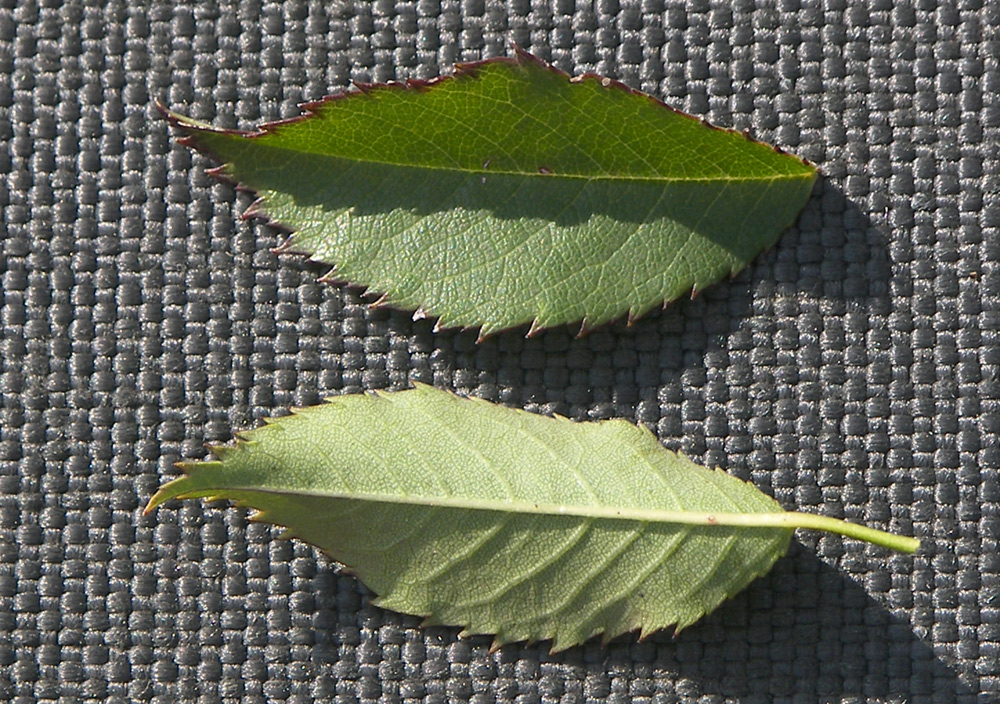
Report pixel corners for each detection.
[146,385,919,650]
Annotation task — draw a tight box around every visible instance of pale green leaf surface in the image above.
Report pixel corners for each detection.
[147,385,917,650]
[168,50,817,337]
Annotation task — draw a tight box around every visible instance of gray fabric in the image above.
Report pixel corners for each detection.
[1,1,996,702]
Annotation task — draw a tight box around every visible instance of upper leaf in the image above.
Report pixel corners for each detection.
[147,385,916,651]
[167,49,817,337]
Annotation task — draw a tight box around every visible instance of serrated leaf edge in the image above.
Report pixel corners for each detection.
[158,49,818,339]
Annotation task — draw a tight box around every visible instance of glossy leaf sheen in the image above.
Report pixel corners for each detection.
[168,50,817,337]
[150,386,796,650]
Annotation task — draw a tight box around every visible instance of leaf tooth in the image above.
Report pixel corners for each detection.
[472,321,499,340]
[699,117,725,132]
[525,316,544,338]
[315,267,350,286]
[271,236,297,254]
[487,626,540,652]
[242,196,266,221]
[475,322,501,343]
[512,44,548,70]
[205,443,236,460]
[416,611,449,629]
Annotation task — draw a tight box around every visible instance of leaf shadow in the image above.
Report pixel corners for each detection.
[629,543,966,702]
[395,176,895,432]
[238,143,814,278]
[335,178,961,696]
[300,542,967,702]
[262,166,955,695]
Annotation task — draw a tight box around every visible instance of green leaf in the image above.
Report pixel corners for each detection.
[166,49,818,338]
[147,385,918,651]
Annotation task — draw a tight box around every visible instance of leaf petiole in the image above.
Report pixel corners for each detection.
[774,512,920,553]
[662,509,920,553]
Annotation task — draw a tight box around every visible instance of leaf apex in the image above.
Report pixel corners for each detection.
[143,487,173,515]
[144,473,196,514]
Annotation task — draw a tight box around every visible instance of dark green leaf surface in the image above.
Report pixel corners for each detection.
[168,50,817,337]
[148,386,918,650]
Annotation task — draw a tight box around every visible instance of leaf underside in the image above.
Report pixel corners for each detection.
[149,385,794,650]
[167,49,817,337]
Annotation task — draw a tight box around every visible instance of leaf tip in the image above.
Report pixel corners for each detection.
[143,471,195,515]
[142,490,168,516]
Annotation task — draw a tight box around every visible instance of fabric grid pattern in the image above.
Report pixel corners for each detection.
[1,1,997,703]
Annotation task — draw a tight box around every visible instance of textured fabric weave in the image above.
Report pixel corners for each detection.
[1,2,997,702]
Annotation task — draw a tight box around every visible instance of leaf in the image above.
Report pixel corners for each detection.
[164,49,818,338]
[147,385,918,651]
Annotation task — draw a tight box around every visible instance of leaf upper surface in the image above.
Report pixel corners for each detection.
[149,385,795,649]
[168,50,817,336]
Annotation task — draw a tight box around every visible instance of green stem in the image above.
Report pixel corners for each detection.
[668,511,920,553]
[780,512,921,553]
[690,511,920,553]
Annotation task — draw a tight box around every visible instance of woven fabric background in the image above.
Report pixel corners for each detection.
[2,1,997,702]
